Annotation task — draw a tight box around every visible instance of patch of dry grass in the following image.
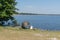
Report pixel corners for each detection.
[0,27,60,40]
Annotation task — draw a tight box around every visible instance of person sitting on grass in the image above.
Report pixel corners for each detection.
[21,21,33,29]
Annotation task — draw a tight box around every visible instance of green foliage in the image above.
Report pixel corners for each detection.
[0,0,18,25]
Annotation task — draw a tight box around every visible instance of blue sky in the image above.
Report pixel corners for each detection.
[16,0,60,14]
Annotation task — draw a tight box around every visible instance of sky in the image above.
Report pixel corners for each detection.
[16,0,60,14]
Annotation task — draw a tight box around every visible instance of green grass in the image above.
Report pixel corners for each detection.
[0,27,60,40]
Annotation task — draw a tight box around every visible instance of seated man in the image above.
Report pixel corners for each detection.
[21,21,33,29]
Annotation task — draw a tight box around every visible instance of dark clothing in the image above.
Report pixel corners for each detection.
[22,25,30,29]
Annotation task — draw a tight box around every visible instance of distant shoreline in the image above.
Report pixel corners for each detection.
[16,13,60,16]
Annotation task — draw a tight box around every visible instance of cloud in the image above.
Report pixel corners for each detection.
[20,5,60,14]
[20,5,37,13]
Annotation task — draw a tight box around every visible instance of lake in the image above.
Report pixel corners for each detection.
[14,15,60,30]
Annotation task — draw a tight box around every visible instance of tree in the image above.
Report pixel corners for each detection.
[0,0,18,25]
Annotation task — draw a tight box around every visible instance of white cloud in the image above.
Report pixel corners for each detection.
[20,5,60,14]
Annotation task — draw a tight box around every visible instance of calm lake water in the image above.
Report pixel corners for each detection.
[14,15,60,30]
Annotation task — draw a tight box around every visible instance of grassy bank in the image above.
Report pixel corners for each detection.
[0,27,60,40]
